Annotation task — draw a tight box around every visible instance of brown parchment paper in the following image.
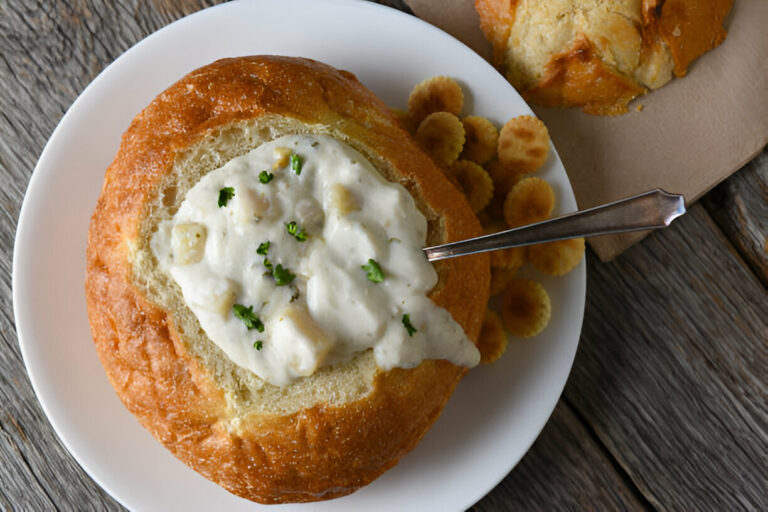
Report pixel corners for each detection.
[405,0,768,260]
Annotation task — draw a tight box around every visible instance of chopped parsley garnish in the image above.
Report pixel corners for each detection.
[218,186,235,207]
[257,242,296,286]
[258,170,274,184]
[253,340,263,351]
[262,257,295,286]
[273,264,296,286]
[257,241,271,256]
[286,221,307,242]
[362,259,385,283]
[233,304,264,332]
[290,154,302,175]
[402,314,417,337]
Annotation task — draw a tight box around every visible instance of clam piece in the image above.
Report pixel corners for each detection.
[236,188,270,224]
[329,183,359,216]
[272,146,292,170]
[271,305,333,376]
[296,198,324,232]
[188,277,240,317]
[171,222,207,265]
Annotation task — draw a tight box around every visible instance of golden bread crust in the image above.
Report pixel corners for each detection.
[475,0,519,68]
[85,56,489,503]
[475,0,733,114]
[657,0,732,77]
[528,36,646,116]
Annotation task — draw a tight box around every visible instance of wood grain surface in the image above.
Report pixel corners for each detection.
[1,1,765,510]
[567,203,767,510]
[702,148,768,288]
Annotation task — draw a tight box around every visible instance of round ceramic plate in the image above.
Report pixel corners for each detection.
[13,0,585,510]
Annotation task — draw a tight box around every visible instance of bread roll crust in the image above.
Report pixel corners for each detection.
[85,56,489,503]
[475,0,733,114]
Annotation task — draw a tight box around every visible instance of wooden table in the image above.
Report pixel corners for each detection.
[1,1,765,509]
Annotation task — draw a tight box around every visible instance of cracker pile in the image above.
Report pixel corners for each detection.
[396,76,585,364]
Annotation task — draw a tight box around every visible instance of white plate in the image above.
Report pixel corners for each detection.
[12,0,585,510]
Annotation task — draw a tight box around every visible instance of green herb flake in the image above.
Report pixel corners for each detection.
[286,221,308,242]
[253,340,263,351]
[273,264,296,286]
[233,304,264,332]
[257,241,271,256]
[290,154,303,175]
[258,170,274,184]
[218,186,235,207]
[263,257,273,272]
[402,314,417,337]
[362,259,385,283]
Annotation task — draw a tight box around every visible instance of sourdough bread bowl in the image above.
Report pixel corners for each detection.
[475,0,733,114]
[85,56,489,503]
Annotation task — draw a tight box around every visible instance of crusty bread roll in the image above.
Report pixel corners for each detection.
[475,0,733,114]
[85,56,489,503]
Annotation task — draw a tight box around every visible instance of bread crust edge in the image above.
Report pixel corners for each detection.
[85,56,490,503]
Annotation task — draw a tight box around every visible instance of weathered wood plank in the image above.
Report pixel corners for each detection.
[472,400,650,511]
[566,202,767,510]
[0,409,55,511]
[701,147,768,288]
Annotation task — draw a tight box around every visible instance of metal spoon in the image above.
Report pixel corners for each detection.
[423,189,685,262]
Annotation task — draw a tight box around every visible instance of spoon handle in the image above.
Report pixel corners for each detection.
[423,189,686,262]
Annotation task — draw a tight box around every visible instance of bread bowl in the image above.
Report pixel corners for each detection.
[475,0,733,114]
[85,56,489,503]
